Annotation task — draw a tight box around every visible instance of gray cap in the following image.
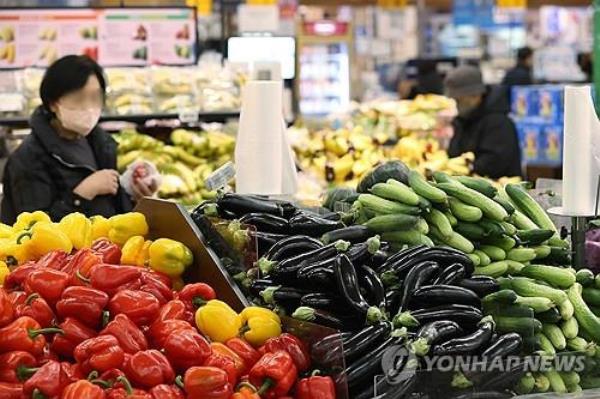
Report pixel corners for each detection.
[444,65,486,98]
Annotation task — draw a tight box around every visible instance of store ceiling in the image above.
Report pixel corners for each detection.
[299,0,591,8]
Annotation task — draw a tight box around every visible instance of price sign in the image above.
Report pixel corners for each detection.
[247,0,278,5]
[497,0,526,8]
[187,0,212,16]
[377,0,407,9]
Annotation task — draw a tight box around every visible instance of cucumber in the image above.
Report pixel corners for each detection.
[473,249,491,266]
[357,194,421,215]
[467,253,480,267]
[567,337,597,357]
[479,219,507,237]
[408,171,447,204]
[365,213,419,233]
[515,372,535,395]
[510,277,568,304]
[437,182,508,222]
[428,226,474,253]
[510,210,540,231]
[495,315,541,335]
[582,288,600,306]
[560,317,579,339]
[567,384,582,393]
[447,197,482,222]
[432,171,454,183]
[536,332,556,356]
[500,221,517,236]
[534,373,550,393]
[483,235,516,252]
[576,269,595,287]
[596,274,600,289]
[542,324,567,350]
[444,211,457,227]
[543,369,567,394]
[479,245,506,261]
[423,208,453,238]
[532,245,551,259]
[558,299,574,320]
[505,184,557,232]
[547,236,570,248]
[507,248,537,263]
[415,218,429,234]
[559,371,580,387]
[546,247,572,265]
[482,289,518,304]
[454,222,487,241]
[485,303,533,318]
[382,230,433,247]
[580,376,600,390]
[519,265,576,289]
[567,283,600,343]
[537,308,562,323]
[454,176,498,198]
[493,195,516,216]
[505,260,526,274]
[416,195,432,212]
[516,229,555,245]
[474,261,509,278]
[515,296,555,313]
[376,179,420,205]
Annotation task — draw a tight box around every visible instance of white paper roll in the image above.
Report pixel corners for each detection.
[562,85,600,216]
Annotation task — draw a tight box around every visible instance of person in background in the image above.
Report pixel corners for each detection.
[502,46,534,87]
[399,59,444,100]
[1,55,157,224]
[445,65,522,179]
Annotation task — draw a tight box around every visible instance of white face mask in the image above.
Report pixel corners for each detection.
[56,104,101,136]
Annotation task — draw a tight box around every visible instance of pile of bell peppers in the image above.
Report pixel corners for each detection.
[0,212,336,399]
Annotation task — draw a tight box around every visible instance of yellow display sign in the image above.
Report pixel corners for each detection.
[377,0,407,8]
[247,0,278,5]
[186,0,212,16]
[497,0,527,8]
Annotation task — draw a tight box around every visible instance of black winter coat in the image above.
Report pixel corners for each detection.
[1,107,132,224]
[448,87,522,179]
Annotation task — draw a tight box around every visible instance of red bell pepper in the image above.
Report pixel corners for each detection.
[100,314,148,354]
[177,283,216,311]
[183,367,232,399]
[149,384,184,399]
[210,343,246,377]
[23,360,73,399]
[0,382,23,399]
[61,379,106,399]
[87,368,126,390]
[259,333,311,372]
[24,268,70,307]
[0,351,37,383]
[156,300,193,324]
[7,291,25,308]
[56,286,109,329]
[144,270,172,289]
[147,319,194,349]
[203,353,237,385]
[140,271,173,305]
[60,249,102,286]
[248,351,297,399]
[296,375,336,399]
[51,318,97,358]
[108,290,160,327]
[3,261,36,291]
[74,335,125,374]
[0,290,14,328]
[226,338,261,374]
[162,328,211,371]
[15,294,55,328]
[91,239,122,264]
[35,251,68,271]
[123,349,175,389]
[89,264,142,297]
[106,388,151,399]
[62,362,83,382]
[37,346,59,366]
[230,382,260,399]
[0,316,61,356]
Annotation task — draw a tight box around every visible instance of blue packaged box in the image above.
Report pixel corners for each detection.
[517,123,543,164]
[541,124,563,165]
[511,86,538,118]
[537,85,563,123]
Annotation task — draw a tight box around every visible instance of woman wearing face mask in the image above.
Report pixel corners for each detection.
[0,55,156,223]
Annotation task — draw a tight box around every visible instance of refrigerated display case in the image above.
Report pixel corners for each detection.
[297,20,352,116]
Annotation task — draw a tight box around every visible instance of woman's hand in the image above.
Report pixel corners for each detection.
[131,178,158,201]
[73,169,120,200]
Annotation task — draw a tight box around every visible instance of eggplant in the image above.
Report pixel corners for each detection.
[410,285,481,308]
[432,316,495,355]
[378,245,429,272]
[358,265,386,309]
[433,263,466,285]
[368,357,419,399]
[385,288,403,316]
[343,322,392,362]
[239,213,289,234]
[398,260,440,312]
[481,333,523,359]
[289,212,342,236]
[249,279,276,296]
[247,231,287,256]
[311,332,350,365]
[321,225,372,244]
[346,236,382,265]
[458,276,500,298]
[259,286,307,306]
[297,266,335,288]
[291,306,348,330]
[263,235,323,261]
[389,247,473,275]
[410,320,463,356]
[408,304,483,326]
[451,392,513,399]
[479,360,526,391]
[368,248,391,269]
[300,293,345,310]
[218,193,295,218]
[334,254,382,321]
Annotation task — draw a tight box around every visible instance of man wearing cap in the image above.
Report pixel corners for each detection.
[445,65,522,179]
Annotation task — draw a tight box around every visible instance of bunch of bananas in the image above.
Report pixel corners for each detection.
[116,129,235,206]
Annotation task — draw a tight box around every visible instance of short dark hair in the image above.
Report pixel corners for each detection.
[517,47,533,63]
[40,55,106,111]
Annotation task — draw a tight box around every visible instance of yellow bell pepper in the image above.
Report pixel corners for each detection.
[195,300,242,343]
[239,306,282,347]
[17,222,73,260]
[0,261,8,286]
[121,236,152,267]
[148,238,193,277]
[90,215,111,240]
[13,211,51,231]
[58,212,92,250]
[0,236,31,266]
[108,212,149,245]
[0,223,13,239]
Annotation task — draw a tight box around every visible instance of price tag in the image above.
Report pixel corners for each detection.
[178,110,199,124]
[205,161,236,191]
[247,0,277,5]
[497,0,526,8]
[187,0,213,16]
[377,0,407,9]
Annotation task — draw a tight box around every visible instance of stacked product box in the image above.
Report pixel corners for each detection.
[511,85,564,166]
